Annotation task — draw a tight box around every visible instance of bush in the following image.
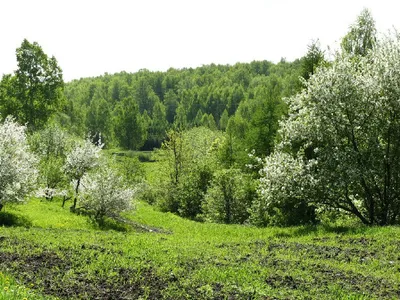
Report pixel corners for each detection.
[249,152,317,227]
[157,127,223,219]
[63,138,103,210]
[79,165,136,223]
[202,168,256,224]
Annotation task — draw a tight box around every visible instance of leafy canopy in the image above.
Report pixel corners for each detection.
[0,39,64,130]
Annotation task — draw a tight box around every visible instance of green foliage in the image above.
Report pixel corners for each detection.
[158,127,223,219]
[219,109,229,131]
[175,163,214,220]
[202,168,256,224]
[113,97,147,150]
[63,59,302,151]
[85,89,113,146]
[146,100,168,148]
[113,155,145,185]
[245,75,287,157]
[29,124,70,200]
[0,74,18,120]
[301,39,325,81]
[341,9,377,57]
[0,39,64,130]
[164,90,179,123]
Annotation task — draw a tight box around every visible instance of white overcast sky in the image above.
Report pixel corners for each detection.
[1,0,400,82]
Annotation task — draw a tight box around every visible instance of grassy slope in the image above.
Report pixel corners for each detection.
[0,198,399,299]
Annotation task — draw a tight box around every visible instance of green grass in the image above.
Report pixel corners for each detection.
[0,270,57,300]
[0,198,400,299]
[3,198,91,230]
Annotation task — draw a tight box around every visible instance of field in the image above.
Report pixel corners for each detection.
[0,194,400,300]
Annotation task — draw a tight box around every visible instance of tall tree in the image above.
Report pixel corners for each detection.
[147,100,168,148]
[301,39,325,81]
[256,33,400,226]
[341,9,377,56]
[113,97,147,150]
[0,74,18,119]
[219,109,229,131]
[164,90,179,123]
[13,39,64,129]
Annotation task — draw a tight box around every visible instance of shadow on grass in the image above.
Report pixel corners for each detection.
[272,223,371,238]
[291,224,370,237]
[0,211,32,227]
[91,217,131,232]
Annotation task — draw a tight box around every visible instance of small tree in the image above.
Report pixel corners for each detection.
[0,117,38,211]
[63,138,103,210]
[159,127,223,218]
[79,166,135,223]
[30,124,70,200]
[301,39,325,81]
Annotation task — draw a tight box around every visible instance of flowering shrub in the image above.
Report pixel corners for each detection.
[0,117,37,210]
[79,166,136,222]
[250,152,317,226]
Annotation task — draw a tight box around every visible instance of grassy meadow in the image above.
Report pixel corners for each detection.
[0,158,399,299]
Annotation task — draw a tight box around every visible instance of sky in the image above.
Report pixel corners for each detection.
[1,0,400,82]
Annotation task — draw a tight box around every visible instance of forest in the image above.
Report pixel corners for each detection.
[1,9,400,299]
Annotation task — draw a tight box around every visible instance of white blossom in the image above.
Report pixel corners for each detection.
[0,116,38,208]
[256,32,400,225]
[63,138,103,180]
[79,166,136,220]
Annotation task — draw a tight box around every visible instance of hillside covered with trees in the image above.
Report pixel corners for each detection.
[1,9,399,228]
[62,58,303,152]
[2,8,400,299]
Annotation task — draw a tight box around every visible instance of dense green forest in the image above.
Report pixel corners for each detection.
[62,58,302,152]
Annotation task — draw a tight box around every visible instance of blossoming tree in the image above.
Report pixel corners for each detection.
[63,138,103,210]
[0,117,38,211]
[255,33,400,226]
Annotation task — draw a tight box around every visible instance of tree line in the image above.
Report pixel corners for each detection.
[61,58,303,154]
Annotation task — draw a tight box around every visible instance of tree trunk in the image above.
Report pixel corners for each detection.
[0,203,3,212]
[62,196,71,208]
[72,178,81,211]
